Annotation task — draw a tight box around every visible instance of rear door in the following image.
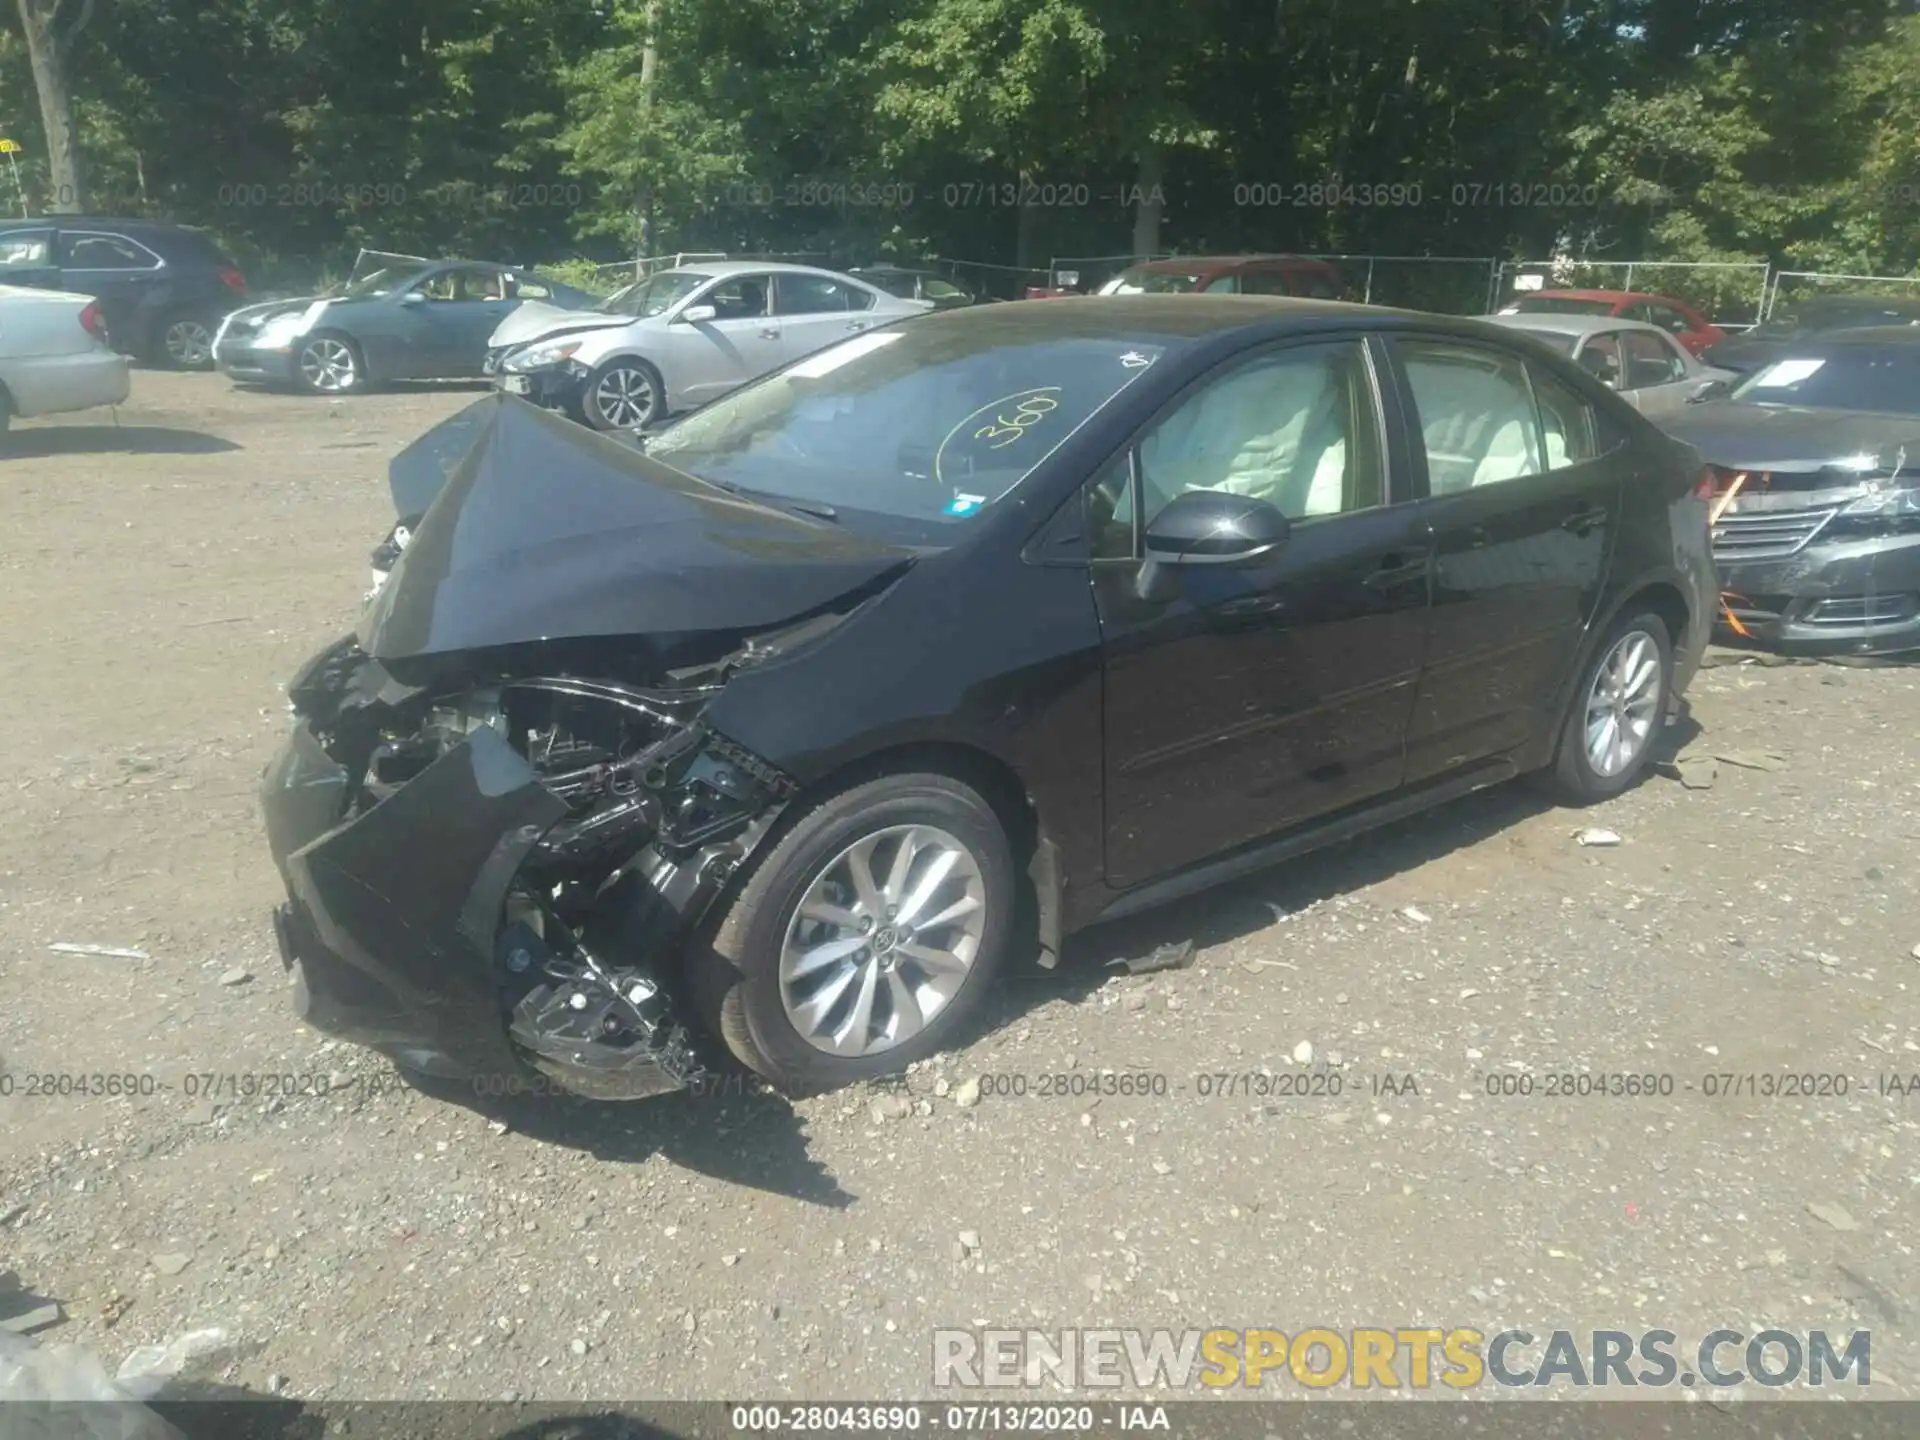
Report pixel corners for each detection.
[772,272,877,363]
[1387,335,1624,783]
[56,229,164,353]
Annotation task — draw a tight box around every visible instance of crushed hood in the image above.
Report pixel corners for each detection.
[488,301,630,351]
[1663,402,1920,473]
[357,394,914,662]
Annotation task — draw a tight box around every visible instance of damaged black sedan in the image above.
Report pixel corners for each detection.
[263,298,1714,1100]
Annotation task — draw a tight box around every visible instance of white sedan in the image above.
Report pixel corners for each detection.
[0,283,131,433]
[484,261,932,431]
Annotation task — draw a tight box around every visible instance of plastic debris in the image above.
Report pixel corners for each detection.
[113,1328,236,1391]
[0,1331,184,1438]
[1576,828,1623,847]
[1805,1201,1860,1232]
[1716,750,1786,772]
[47,944,149,960]
[1116,939,1195,976]
[1400,905,1432,924]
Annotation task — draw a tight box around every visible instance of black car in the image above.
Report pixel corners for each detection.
[0,216,248,367]
[260,297,1715,1099]
[214,257,599,394]
[1703,294,1920,374]
[1664,328,1920,656]
[850,264,977,308]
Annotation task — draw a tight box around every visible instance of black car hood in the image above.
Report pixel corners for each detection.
[358,394,914,662]
[1662,402,1920,473]
[1700,333,1790,373]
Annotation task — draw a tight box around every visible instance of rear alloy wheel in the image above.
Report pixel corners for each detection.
[160,314,217,369]
[295,333,363,394]
[583,358,662,431]
[1550,611,1672,803]
[690,773,1015,1090]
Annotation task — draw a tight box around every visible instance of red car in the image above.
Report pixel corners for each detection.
[1498,288,1725,356]
[1025,254,1348,301]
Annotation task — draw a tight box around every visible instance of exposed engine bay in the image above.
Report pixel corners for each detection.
[275,638,800,1099]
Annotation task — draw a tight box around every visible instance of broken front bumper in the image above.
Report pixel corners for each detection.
[1717,529,1920,656]
[261,718,703,1099]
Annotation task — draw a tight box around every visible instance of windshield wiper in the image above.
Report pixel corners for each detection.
[702,477,838,522]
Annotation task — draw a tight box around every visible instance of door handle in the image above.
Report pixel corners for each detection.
[846,320,868,331]
[1561,504,1609,535]
[1364,553,1430,590]
[758,326,780,340]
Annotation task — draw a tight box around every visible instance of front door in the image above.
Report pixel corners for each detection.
[1093,337,1433,888]
[665,272,782,405]
[1388,337,1622,782]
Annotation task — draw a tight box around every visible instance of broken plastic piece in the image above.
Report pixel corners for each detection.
[1576,828,1623,847]
[47,944,149,960]
[1116,939,1195,976]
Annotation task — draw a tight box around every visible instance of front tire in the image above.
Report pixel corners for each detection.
[294,332,365,394]
[1549,611,1672,803]
[689,772,1015,1090]
[582,357,663,431]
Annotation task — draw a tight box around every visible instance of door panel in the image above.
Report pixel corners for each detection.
[56,230,162,352]
[1095,338,1431,888]
[1390,339,1622,782]
[666,273,781,404]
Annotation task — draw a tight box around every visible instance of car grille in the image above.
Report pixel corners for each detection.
[1709,506,1839,562]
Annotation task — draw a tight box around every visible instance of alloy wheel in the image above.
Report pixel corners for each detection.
[591,365,659,429]
[299,337,357,392]
[164,318,215,368]
[778,824,987,1058]
[1584,629,1663,778]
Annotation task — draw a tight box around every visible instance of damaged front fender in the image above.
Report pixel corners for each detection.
[261,646,798,1099]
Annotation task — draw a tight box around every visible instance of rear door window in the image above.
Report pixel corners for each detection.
[0,228,54,269]
[1398,340,1545,494]
[59,231,160,269]
[774,273,859,314]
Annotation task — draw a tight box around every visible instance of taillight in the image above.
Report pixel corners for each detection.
[217,267,247,294]
[1691,468,1717,501]
[78,301,108,343]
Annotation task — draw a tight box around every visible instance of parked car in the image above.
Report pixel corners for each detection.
[1486,313,1737,418]
[1664,327,1920,656]
[1701,294,1920,374]
[849,264,977,309]
[0,283,131,434]
[0,216,248,368]
[1096,255,1347,299]
[1496,289,1726,357]
[213,257,599,394]
[484,261,931,431]
[261,296,1713,1099]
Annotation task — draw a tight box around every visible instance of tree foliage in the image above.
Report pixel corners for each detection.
[0,0,1914,305]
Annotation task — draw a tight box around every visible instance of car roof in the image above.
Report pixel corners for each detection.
[659,260,864,279]
[1125,254,1335,274]
[1774,324,1920,348]
[5,215,200,232]
[1490,312,1675,339]
[895,293,1487,342]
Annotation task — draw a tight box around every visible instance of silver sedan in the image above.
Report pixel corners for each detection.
[1485,312,1737,418]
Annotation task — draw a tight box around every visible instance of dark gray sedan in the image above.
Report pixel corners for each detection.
[213,256,599,394]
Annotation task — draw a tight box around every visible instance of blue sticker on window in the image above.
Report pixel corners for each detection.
[944,494,985,517]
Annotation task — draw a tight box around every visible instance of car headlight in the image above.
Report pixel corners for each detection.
[255,313,310,349]
[504,339,583,371]
[1839,483,1920,518]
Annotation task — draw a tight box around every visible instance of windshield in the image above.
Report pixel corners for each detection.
[598,270,709,317]
[1730,349,1920,415]
[1099,267,1204,295]
[1509,296,1614,316]
[645,323,1169,522]
[339,266,412,299]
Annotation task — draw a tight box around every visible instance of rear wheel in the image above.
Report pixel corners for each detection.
[294,332,365,394]
[1549,612,1672,803]
[158,312,218,369]
[582,357,663,431]
[689,772,1015,1090]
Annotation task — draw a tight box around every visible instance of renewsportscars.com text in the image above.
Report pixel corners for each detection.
[931,1327,1871,1390]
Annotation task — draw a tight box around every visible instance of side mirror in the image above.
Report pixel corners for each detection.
[398,290,426,306]
[1143,489,1290,566]
[1688,379,1731,405]
[678,303,718,324]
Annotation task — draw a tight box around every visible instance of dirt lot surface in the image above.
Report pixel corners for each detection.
[2,372,1917,1408]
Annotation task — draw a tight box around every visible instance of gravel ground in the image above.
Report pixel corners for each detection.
[1,372,1916,1409]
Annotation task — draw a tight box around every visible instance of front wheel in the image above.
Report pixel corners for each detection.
[689,772,1015,1090]
[294,332,365,394]
[582,357,663,431]
[1549,611,1672,803]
